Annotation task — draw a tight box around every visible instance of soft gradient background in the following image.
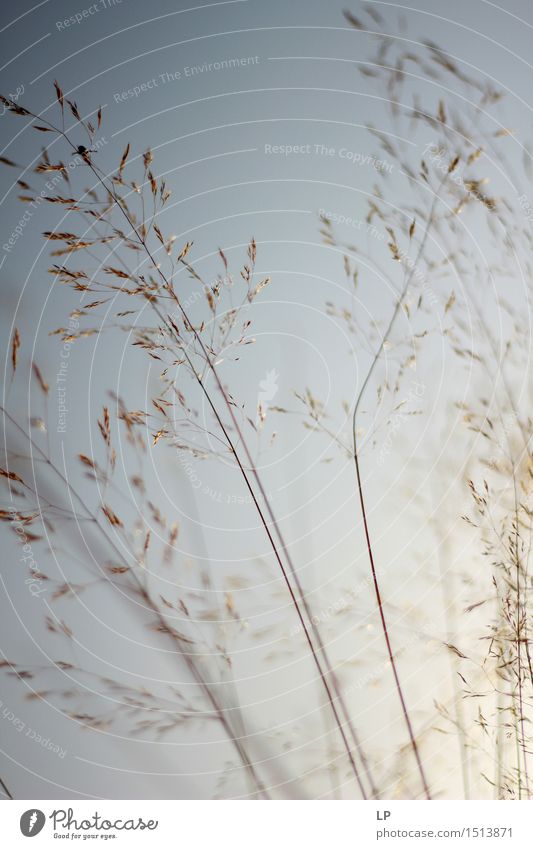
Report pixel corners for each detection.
[1,0,533,800]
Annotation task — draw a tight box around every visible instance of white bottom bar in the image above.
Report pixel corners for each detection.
[1,800,531,847]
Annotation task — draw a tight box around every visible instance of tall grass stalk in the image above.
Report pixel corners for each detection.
[349,179,448,800]
[0,88,370,797]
